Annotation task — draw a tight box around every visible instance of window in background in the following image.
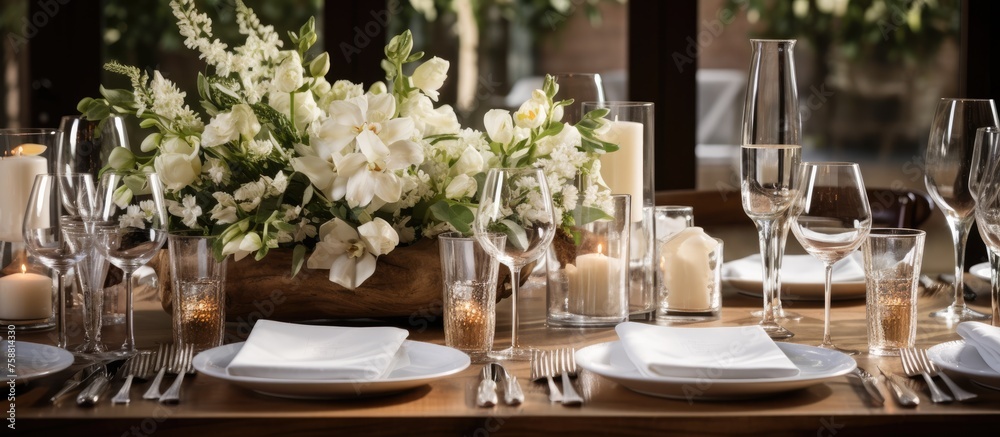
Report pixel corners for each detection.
[695,0,961,271]
[388,0,628,130]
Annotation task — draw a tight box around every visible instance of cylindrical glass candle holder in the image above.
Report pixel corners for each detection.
[582,102,655,317]
[169,232,227,353]
[439,232,504,362]
[547,194,631,327]
[863,228,925,356]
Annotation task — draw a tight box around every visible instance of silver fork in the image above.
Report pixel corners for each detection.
[112,352,152,404]
[490,362,523,406]
[160,344,195,404]
[531,350,562,403]
[912,347,977,401]
[143,344,171,400]
[900,347,953,403]
[557,348,583,406]
[475,364,497,407]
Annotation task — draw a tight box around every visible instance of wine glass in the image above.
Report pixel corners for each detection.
[474,168,556,360]
[742,39,803,322]
[57,115,131,354]
[790,163,872,353]
[740,144,801,339]
[924,98,998,322]
[552,73,606,124]
[94,171,168,355]
[971,126,1000,326]
[22,174,96,349]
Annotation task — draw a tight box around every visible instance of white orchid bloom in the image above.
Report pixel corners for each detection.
[411,56,449,101]
[484,109,514,145]
[307,217,398,289]
[322,93,424,207]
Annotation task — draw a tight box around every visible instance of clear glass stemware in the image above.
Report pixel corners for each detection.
[22,174,96,349]
[56,115,131,354]
[741,144,801,339]
[552,73,606,125]
[742,38,803,323]
[790,162,872,353]
[971,126,1000,326]
[924,98,998,322]
[474,168,556,360]
[94,171,168,355]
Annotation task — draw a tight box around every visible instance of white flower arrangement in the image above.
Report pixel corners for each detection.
[80,0,618,290]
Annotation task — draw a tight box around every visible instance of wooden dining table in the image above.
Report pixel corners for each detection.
[10,273,1000,436]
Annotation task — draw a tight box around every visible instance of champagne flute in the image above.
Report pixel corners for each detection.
[740,144,801,339]
[742,39,803,322]
[474,168,556,360]
[95,171,168,355]
[552,73,606,124]
[790,163,872,353]
[971,126,1000,326]
[924,98,997,322]
[56,115,131,354]
[22,174,96,349]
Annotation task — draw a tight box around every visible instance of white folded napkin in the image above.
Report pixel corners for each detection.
[615,322,800,379]
[226,320,409,380]
[957,321,1000,374]
[722,252,865,284]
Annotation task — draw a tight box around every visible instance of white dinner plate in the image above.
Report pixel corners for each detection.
[193,340,470,399]
[2,340,74,383]
[576,341,856,401]
[927,340,1000,390]
[970,262,990,281]
[725,254,867,301]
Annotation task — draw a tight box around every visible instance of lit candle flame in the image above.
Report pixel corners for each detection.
[597,243,603,254]
[20,264,27,274]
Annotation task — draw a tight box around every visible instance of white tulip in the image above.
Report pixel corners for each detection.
[273,50,304,93]
[445,173,477,199]
[452,145,484,176]
[411,56,449,101]
[484,109,514,145]
[514,97,547,129]
[268,91,322,131]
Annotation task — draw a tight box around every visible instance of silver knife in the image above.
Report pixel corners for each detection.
[877,366,919,407]
[851,367,885,406]
[50,363,103,403]
[76,358,129,406]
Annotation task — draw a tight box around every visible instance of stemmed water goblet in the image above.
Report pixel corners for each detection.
[56,115,131,354]
[789,163,872,354]
[971,126,1000,326]
[22,174,96,349]
[924,98,998,322]
[474,168,556,360]
[94,171,168,355]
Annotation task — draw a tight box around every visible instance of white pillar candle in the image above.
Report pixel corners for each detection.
[600,120,644,221]
[0,145,48,242]
[660,227,719,311]
[566,247,622,316]
[0,265,53,320]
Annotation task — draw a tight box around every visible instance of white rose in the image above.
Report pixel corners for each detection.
[330,80,364,101]
[514,97,547,129]
[484,109,514,144]
[358,217,398,256]
[445,173,478,199]
[273,50,304,93]
[160,134,196,154]
[201,104,261,148]
[154,151,202,192]
[411,56,449,101]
